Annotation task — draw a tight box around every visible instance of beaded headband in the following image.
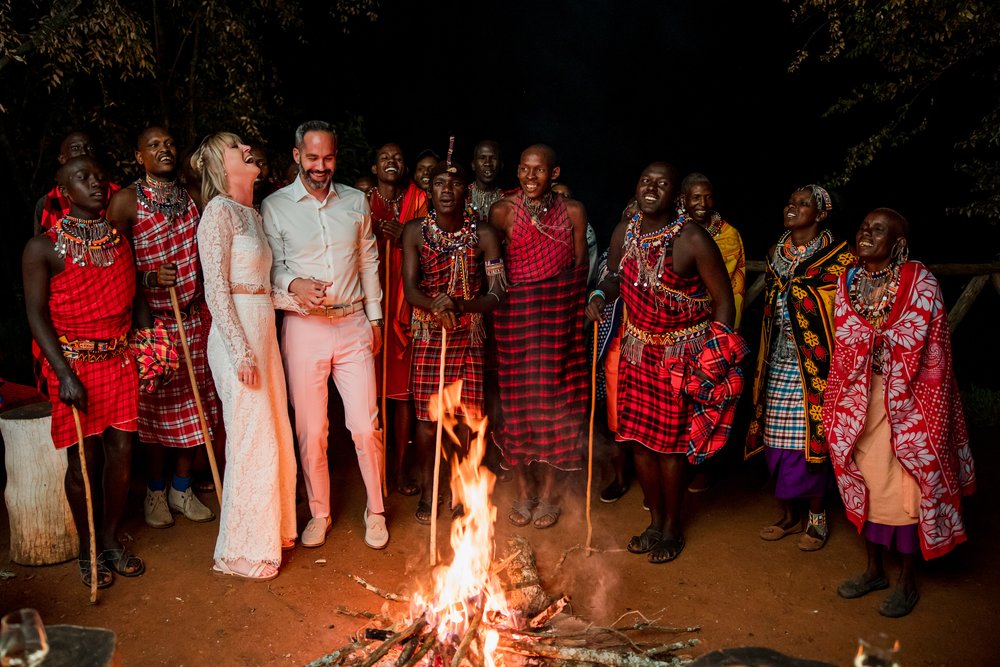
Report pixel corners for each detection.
[803,184,833,212]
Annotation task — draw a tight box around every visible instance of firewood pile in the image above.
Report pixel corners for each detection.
[305,537,701,667]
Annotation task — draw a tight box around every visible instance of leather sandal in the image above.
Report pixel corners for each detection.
[627,528,663,554]
[100,548,145,577]
[531,501,560,529]
[78,556,114,589]
[508,498,536,527]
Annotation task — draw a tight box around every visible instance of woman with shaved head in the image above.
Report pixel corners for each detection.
[824,208,976,617]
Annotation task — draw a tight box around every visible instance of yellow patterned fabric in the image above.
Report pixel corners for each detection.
[745,240,854,464]
[712,221,746,329]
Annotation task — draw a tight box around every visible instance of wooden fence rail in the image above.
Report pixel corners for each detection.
[744,260,1000,332]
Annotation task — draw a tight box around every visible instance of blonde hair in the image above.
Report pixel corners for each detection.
[189,132,242,204]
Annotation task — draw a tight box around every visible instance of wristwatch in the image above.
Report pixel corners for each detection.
[370,319,384,328]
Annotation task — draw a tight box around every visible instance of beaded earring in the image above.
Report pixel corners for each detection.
[891,240,909,266]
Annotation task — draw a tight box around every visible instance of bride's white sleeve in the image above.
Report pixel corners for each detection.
[198,202,256,369]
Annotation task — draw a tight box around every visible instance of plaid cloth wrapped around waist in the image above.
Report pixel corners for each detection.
[59,333,130,363]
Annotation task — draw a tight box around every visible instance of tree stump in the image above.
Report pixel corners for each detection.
[0,402,78,565]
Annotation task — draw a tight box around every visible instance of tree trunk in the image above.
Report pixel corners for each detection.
[1,402,78,565]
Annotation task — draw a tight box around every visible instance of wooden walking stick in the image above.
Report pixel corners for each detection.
[380,239,391,497]
[169,287,223,507]
[429,326,448,567]
[586,321,598,555]
[72,406,98,603]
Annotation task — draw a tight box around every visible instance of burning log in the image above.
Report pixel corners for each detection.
[359,618,428,667]
[495,535,551,619]
[450,599,485,667]
[303,640,364,667]
[496,635,699,666]
[350,574,411,602]
[528,595,571,629]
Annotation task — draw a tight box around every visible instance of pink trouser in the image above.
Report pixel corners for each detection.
[281,310,384,518]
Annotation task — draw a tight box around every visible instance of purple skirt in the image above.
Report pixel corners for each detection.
[863,521,920,555]
[765,446,831,500]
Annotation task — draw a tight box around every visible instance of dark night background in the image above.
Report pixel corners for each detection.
[2,0,998,387]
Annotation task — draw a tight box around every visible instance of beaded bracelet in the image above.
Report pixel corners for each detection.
[587,289,606,304]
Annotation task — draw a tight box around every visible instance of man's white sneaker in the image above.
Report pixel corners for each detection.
[144,489,175,528]
[364,509,389,550]
[301,516,332,548]
[167,487,215,522]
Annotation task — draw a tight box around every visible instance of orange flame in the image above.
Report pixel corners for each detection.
[411,381,509,666]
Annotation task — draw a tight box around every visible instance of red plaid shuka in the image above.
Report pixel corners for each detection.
[37,182,121,234]
[411,218,485,421]
[615,234,715,457]
[370,182,428,399]
[40,228,138,449]
[132,183,220,447]
[494,196,587,470]
[506,192,573,284]
[660,322,751,463]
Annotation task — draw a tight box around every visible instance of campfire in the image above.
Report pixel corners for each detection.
[308,382,701,667]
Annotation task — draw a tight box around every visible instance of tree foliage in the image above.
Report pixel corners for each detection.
[787,0,1000,220]
[0,0,377,214]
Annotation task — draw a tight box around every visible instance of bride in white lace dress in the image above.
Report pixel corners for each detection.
[192,132,301,581]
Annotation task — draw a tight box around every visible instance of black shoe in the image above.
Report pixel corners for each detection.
[600,481,629,503]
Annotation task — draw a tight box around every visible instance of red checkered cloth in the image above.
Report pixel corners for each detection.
[411,327,484,422]
[660,322,751,463]
[370,182,428,399]
[131,321,179,393]
[37,182,121,233]
[410,221,485,421]
[615,245,711,457]
[506,193,574,284]
[139,301,219,447]
[131,184,219,447]
[38,230,138,449]
[494,263,588,470]
[132,182,202,313]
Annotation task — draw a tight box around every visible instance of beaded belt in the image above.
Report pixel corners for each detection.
[307,300,364,318]
[624,319,710,347]
[59,333,130,362]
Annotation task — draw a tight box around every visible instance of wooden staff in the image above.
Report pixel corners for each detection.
[169,287,223,507]
[380,239,391,497]
[429,326,448,567]
[586,321,598,555]
[72,406,98,603]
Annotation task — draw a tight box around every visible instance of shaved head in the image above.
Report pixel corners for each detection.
[521,144,558,169]
[869,207,910,240]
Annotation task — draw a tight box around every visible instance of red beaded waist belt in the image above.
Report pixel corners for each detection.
[59,333,130,362]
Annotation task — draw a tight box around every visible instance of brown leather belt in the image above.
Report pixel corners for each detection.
[307,300,364,318]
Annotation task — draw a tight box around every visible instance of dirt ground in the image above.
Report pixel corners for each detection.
[1,418,998,667]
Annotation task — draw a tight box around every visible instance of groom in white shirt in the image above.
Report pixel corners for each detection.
[262,120,389,550]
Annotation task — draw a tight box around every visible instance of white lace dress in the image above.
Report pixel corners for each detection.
[198,196,300,568]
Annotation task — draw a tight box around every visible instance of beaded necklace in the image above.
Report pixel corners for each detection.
[422,211,478,301]
[849,264,900,327]
[135,175,188,219]
[520,190,553,223]
[519,189,571,247]
[371,185,404,220]
[469,183,503,219]
[622,212,686,291]
[52,215,122,267]
[703,212,724,238]
[772,229,831,279]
